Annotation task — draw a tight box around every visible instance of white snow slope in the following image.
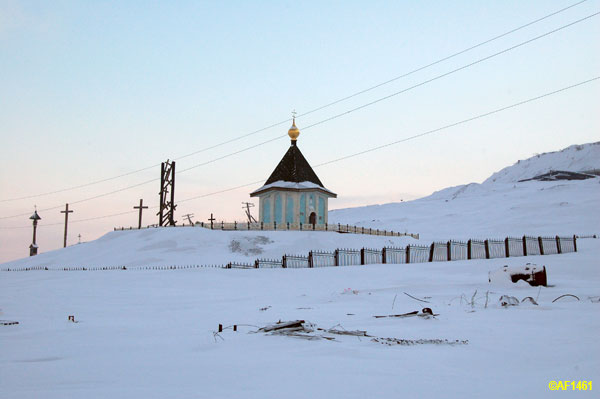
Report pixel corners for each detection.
[1,143,599,399]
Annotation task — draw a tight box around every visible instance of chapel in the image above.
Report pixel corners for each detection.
[250,119,336,225]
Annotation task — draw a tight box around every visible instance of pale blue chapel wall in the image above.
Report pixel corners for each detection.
[274,194,283,224]
[299,193,306,224]
[318,196,325,223]
[262,197,271,223]
[286,196,294,223]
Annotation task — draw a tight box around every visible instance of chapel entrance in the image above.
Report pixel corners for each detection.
[309,212,316,225]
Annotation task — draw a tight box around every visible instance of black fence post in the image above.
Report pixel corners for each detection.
[447,241,452,261]
[382,247,387,264]
[406,245,411,264]
[274,221,277,230]
[334,249,339,266]
[254,260,259,268]
[234,221,237,230]
[308,251,313,268]
[523,235,528,256]
[282,255,286,268]
[287,222,290,230]
[573,235,578,252]
[429,243,434,262]
[538,236,544,255]
[261,222,264,230]
[360,248,365,265]
[247,222,250,230]
[484,240,490,259]
[505,237,510,258]
[556,235,562,254]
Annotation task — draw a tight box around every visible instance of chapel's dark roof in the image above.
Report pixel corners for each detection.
[264,143,324,187]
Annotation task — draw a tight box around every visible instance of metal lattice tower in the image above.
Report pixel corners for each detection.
[158,160,177,226]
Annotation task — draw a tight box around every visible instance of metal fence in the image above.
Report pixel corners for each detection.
[407,245,430,263]
[256,258,282,269]
[524,236,541,256]
[506,237,524,257]
[283,255,310,268]
[114,221,419,239]
[336,249,361,266]
[309,251,336,267]
[540,236,559,255]
[469,240,487,259]
[487,239,506,259]
[2,235,583,272]
[361,248,383,265]
[449,241,468,261]
[431,242,449,262]
[383,247,406,264]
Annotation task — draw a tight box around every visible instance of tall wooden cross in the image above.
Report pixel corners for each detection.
[133,199,148,229]
[60,203,73,248]
[208,213,216,229]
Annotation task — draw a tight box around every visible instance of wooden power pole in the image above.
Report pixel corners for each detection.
[60,203,73,248]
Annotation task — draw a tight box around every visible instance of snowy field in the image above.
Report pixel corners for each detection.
[1,240,599,398]
[1,144,599,398]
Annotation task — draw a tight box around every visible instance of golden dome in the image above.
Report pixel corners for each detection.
[288,118,300,141]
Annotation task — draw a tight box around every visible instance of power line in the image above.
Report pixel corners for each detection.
[1,10,597,221]
[0,0,589,203]
[6,76,595,230]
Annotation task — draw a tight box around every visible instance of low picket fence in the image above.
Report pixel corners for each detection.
[1,235,583,272]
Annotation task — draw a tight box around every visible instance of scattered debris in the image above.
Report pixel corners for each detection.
[499,295,520,307]
[403,292,430,303]
[259,306,271,311]
[253,320,466,347]
[372,337,468,346]
[1,320,19,326]
[342,288,359,295]
[552,294,580,303]
[521,296,539,305]
[374,308,438,318]
[489,264,547,287]
[68,315,78,323]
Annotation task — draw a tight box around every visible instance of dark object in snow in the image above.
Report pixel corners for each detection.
[259,306,271,311]
[68,315,77,323]
[373,308,438,318]
[1,320,19,326]
[372,337,468,346]
[259,320,307,333]
[499,295,520,307]
[403,292,430,303]
[552,294,580,303]
[489,264,547,287]
[518,170,596,182]
[521,296,539,305]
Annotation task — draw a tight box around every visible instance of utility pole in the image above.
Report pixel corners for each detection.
[158,160,176,226]
[60,203,73,248]
[133,199,148,229]
[242,202,257,223]
[29,208,41,256]
[182,213,194,225]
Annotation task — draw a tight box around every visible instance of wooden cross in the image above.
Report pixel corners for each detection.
[60,203,74,248]
[208,213,216,229]
[133,199,148,229]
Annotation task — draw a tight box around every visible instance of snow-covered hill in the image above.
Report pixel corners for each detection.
[2,143,598,269]
[483,141,600,184]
